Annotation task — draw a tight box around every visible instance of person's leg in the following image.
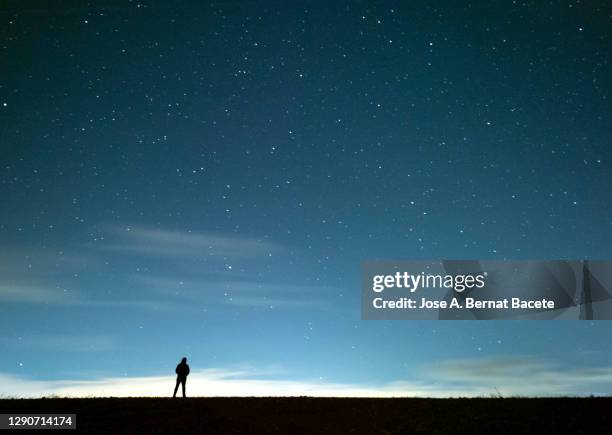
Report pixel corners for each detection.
[173,378,180,397]
[182,379,186,398]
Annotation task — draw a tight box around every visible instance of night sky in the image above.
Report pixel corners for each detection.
[1,0,611,397]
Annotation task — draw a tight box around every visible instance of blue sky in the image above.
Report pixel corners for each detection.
[1,0,611,397]
[1,225,611,396]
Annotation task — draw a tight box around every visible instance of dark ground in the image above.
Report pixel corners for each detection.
[0,397,610,434]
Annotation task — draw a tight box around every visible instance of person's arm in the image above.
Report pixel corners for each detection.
[186,365,190,376]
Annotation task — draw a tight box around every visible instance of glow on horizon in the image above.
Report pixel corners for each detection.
[3,357,612,398]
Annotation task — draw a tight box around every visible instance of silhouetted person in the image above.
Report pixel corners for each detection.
[173,357,190,398]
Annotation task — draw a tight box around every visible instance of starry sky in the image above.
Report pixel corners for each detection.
[1,0,611,397]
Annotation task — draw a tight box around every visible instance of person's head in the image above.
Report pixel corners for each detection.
[181,357,187,364]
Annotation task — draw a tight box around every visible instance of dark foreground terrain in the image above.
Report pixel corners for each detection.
[0,397,610,434]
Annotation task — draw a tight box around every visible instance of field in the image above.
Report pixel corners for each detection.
[0,397,610,434]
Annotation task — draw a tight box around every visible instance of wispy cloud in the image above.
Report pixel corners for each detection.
[0,282,200,311]
[131,276,334,309]
[0,284,75,304]
[95,226,283,259]
[429,356,612,396]
[0,226,313,310]
[0,247,98,305]
[1,334,119,353]
[2,357,612,398]
[0,280,328,311]
[0,368,435,398]
[228,296,330,309]
[0,248,101,279]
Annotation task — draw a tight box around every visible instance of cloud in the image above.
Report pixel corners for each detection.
[1,334,119,353]
[0,284,75,304]
[95,226,283,259]
[2,357,612,398]
[0,248,100,276]
[131,276,334,309]
[0,283,205,311]
[0,226,315,311]
[0,282,191,310]
[429,356,612,396]
[0,245,101,305]
[0,247,98,304]
[78,299,210,313]
[228,296,330,309]
[0,368,436,398]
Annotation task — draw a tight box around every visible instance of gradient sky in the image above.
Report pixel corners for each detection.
[1,0,611,397]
